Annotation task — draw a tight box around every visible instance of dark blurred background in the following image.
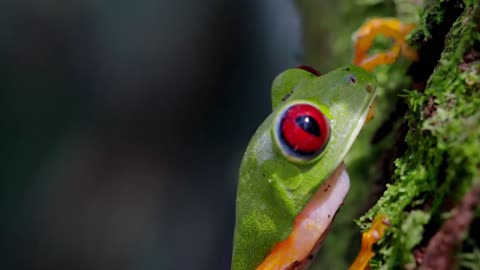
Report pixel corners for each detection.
[1,0,305,269]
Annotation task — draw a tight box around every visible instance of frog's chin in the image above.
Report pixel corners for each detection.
[257,163,350,270]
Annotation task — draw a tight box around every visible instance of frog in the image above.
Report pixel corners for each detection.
[231,18,417,270]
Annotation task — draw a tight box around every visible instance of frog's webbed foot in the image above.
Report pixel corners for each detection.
[353,18,417,72]
[349,214,390,270]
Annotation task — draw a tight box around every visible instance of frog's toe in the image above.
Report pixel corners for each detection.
[349,214,390,270]
[353,18,417,71]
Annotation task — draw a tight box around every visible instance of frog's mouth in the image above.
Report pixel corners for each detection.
[257,163,350,270]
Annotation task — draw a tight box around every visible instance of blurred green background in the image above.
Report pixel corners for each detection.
[1,1,302,269]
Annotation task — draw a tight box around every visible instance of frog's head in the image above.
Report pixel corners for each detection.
[232,65,377,270]
[270,64,376,165]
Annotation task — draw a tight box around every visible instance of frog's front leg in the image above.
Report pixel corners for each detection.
[353,18,417,72]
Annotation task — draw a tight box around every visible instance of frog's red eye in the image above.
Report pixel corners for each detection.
[274,101,330,162]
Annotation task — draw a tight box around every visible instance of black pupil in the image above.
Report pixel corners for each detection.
[295,115,320,136]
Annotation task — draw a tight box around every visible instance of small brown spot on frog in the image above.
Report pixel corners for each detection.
[346,74,357,84]
[286,260,301,270]
[365,84,373,93]
[366,101,376,123]
[282,90,294,102]
[308,255,314,260]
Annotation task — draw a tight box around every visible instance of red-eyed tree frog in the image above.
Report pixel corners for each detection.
[232,18,417,270]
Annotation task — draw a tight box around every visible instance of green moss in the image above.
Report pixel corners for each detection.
[356,1,480,268]
[459,244,480,270]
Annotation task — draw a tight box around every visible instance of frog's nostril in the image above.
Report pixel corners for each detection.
[347,74,357,84]
[365,84,373,93]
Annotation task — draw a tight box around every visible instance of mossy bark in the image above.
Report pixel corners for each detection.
[296,0,480,269]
